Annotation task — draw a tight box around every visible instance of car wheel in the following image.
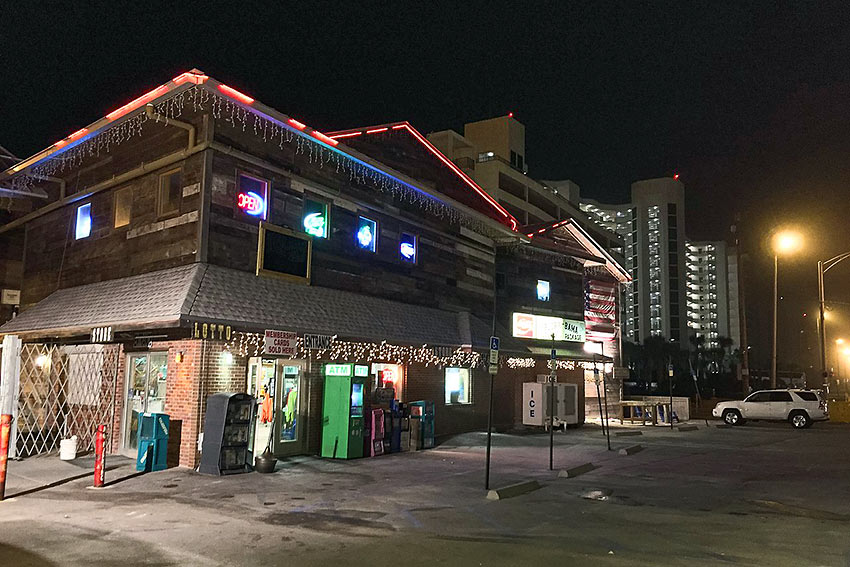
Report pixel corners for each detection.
[723,409,743,426]
[789,411,810,429]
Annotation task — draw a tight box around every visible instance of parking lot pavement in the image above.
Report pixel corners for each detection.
[1,423,849,566]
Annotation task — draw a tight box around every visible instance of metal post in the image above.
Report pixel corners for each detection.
[549,334,555,471]
[669,359,674,430]
[594,370,604,440]
[485,291,498,490]
[771,255,779,388]
[818,260,828,389]
[601,367,612,451]
[485,372,495,489]
[0,414,10,500]
[93,424,106,488]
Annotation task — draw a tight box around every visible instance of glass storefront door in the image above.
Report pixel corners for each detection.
[122,352,168,456]
[247,358,305,457]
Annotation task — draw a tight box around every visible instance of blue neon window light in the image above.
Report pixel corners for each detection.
[400,232,417,263]
[356,216,377,252]
[75,203,92,240]
[537,280,550,301]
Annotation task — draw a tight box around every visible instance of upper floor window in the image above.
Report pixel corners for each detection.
[236,173,269,220]
[75,203,92,240]
[400,232,417,263]
[537,280,550,301]
[158,169,182,217]
[114,187,132,228]
[303,198,329,238]
[356,216,377,252]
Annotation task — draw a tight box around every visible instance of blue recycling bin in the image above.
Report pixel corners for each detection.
[136,412,169,472]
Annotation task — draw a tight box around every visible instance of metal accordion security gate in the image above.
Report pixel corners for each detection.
[10,343,119,458]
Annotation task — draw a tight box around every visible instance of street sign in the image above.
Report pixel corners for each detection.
[550,348,556,360]
[488,364,499,375]
[263,329,297,355]
[489,335,500,365]
[304,333,333,350]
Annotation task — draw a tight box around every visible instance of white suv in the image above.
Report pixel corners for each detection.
[712,389,829,429]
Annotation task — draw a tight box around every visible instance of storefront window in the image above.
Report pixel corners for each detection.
[445,367,471,405]
[372,363,404,400]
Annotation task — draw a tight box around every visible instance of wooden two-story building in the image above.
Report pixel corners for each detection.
[0,70,627,467]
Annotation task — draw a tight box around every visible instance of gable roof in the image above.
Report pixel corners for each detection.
[326,122,519,230]
[0,72,517,238]
[524,218,631,283]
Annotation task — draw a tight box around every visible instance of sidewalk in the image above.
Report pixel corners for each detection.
[4,453,135,498]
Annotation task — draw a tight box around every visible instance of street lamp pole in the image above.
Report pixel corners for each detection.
[817,252,850,389]
[771,254,779,388]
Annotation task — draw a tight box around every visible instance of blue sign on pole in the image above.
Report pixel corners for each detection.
[490,336,500,351]
[551,348,556,360]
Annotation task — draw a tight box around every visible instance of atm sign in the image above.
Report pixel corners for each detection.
[325,364,352,377]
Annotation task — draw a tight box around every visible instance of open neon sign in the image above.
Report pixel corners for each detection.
[237,191,266,217]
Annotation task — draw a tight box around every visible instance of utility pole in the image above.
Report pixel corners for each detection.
[771,255,779,388]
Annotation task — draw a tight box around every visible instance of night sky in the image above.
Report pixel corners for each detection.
[4,4,850,372]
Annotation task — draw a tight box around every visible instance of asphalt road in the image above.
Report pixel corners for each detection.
[1,421,849,566]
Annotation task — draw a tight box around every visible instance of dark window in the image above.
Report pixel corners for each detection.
[158,170,182,217]
[632,232,637,244]
[668,227,677,241]
[670,304,679,316]
[746,392,771,403]
[769,391,793,402]
[258,224,311,281]
[668,252,678,265]
[669,265,678,277]
[510,150,518,167]
[796,392,818,401]
[517,154,524,170]
[667,203,677,217]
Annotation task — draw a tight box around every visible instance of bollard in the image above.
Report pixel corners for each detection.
[0,414,11,500]
[93,424,106,488]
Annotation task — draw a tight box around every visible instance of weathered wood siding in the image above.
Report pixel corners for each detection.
[19,120,207,307]
[207,120,497,322]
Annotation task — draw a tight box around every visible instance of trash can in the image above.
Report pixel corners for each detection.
[137,412,169,472]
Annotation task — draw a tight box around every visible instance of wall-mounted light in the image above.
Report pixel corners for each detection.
[221,351,234,365]
[175,351,184,364]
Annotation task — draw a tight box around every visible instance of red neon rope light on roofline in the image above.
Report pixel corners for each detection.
[172,71,209,86]
[311,130,339,147]
[397,124,516,228]
[331,131,362,139]
[366,127,389,134]
[106,85,170,121]
[288,118,307,130]
[217,84,255,104]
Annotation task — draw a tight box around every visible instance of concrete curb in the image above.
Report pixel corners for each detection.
[486,480,541,500]
[618,445,643,456]
[614,430,643,437]
[558,463,596,478]
[678,425,699,432]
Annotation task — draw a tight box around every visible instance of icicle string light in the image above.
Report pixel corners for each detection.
[227,333,482,368]
[8,85,490,233]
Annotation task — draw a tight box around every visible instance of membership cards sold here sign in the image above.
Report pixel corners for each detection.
[263,329,297,355]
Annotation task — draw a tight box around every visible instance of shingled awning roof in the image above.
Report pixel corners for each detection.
[0,263,530,352]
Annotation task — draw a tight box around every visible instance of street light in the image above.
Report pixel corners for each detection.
[771,230,803,388]
[818,251,850,392]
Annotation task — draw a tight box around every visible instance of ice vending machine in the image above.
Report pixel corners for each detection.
[321,363,367,459]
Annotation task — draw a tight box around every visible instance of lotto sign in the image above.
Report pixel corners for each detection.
[263,329,297,355]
